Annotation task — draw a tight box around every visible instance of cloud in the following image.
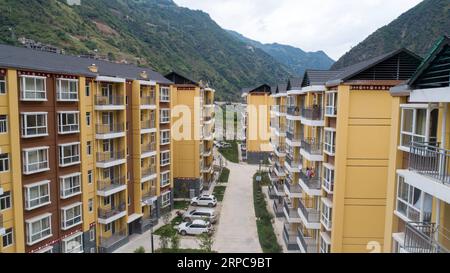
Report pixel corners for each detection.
[173,0,423,60]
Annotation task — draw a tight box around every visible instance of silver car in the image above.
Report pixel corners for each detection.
[182,208,217,224]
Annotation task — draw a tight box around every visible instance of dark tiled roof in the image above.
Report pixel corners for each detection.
[270,85,277,94]
[242,84,272,95]
[165,71,198,86]
[287,77,303,90]
[303,70,341,86]
[0,44,172,84]
[276,83,288,94]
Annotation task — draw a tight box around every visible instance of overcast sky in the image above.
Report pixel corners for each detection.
[173,0,422,60]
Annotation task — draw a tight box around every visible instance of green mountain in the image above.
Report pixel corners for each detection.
[228,30,334,75]
[332,0,450,69]
[0,0,295,101]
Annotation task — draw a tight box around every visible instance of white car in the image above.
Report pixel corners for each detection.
[177,220,213,236]
[182,208,217,224]
[191,195,217,207]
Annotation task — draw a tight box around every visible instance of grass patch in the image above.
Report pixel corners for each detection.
[253,172,282,253]
[156,248,217,253]
[218,141,239,163]
[212,185,227,201]
[153,216,183,237]
[174,201,190,210]
[218,167,230,183]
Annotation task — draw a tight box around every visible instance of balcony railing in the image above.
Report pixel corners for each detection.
[409,142,450,185]
[141,95,156,106]
[297,228,319,253]
[404,222,449,253]
[95,95,124,106]
[284,180,302,194]
[274,144,286,154]
[325,105,337,116]
[299,170,322,190]
[286,155,301,169]
[142,187,157,202]
[272,105,287,114]
[284,201,300,219]
[269,170,279,181]
[98,203,127,220]
[142,166,156,178]
[298,199,320,223]
[96,123,125,135]
[287,106,301,116]
[301,107,323,121]
[301,139,323,155]
[141,120,156,130]
[283,224,299,248]
[99,229,127,249]
[96,151,125,163]
[141,143,157,154]
[273,200,284,214]
[97,176,126,192]
[286,131,303,143]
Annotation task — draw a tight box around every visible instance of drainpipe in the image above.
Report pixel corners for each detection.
[436,103,447,241]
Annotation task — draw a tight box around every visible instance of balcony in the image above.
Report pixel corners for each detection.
[98,203,127,224]
[285,155,301,173]
[140,96,156,109]
[287,106,301,120]
[297,228,319,253]
[300,139,324,162]
[0,213,4,236]
[284,179,302,198]
[99,229,127,251]
[204,98,214,107]
[272,200,285,218]
[283,201,301,223]
[141,143,157,158]
[325,105,337,117]
[283,224,300,251]
[203,148,212,157]
[273,144,286,157]
[404,222,449,253]
[97,176,127,197]
[202,164,213,174]
[271,181,286,197]
[204,116,214,125]
[274,163,286,177]
[269,170,280,182]
[142,187,157,205]
[95,95,125,110]
[271,105,286,116]
[299,170,322,196]
[96,151,126,168]
[301,107,324,126]
[96,123,125,139]
[141,166,157,182]
[298,199,321,229]
[141,120,157,134]
[286,131,302,147]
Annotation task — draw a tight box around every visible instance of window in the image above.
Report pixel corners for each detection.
[321,200,332,230]
[320,236,331,254]
[160,151,170,166]
[160,130,170,145]
[86,112,91,126]
[24,181,50,210]
[60,173,82,199]
[22,147,49,174]
[26,213,52,245]
[323,165,334,193]
[160,86,170,102]
[88,199,93,213]
[62,232,83,253]
[2,228,13,248]
[58,112,79,134]
[89,228,95,241]
[399,106,437,148]
[0,75,6,94]
[160,171,170,188]
[0,115,7,133]
[103,196,111,206]
[61,203,82,230]
[21,113,48,138]
[87,141,92,156]
[396,175,432,222]
[0,153,9,172]
[325,92,337,116]
[59,142,81,167]
[56,78,78,101]
[161,191,171,208]
[160,109,170,124]
[324,129,336,155]
[20,76,46,101]
[0,191,11,211]
[85,82,90,97]
[88,170,93,184]
[104,223,112,233]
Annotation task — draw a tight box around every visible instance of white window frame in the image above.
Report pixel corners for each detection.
[0,115,7,133]
[58,111,80,134]
[0,75,6,94]
[88,199,94,213]
[160,86,170,102]
[86,112,91,126]
[395,175,427,222]
[22,146,50,175]
[399,104,437,151]
[161,191,171,208]
[160,151,170,166]
[322,164,334,194]
[59,142,81,167]
[21,112,48,138]
[24,180,51,210]
[160,171,171,188]
[62,232,84,253]
[56,78,79,101]
[60,173,82,199]
[160,130,170,145]
[325,91,337,117]
[26,213,52,246]
[0,153,9,173]
[61,202,83,230]
[2,228,13,248]
[0,191,11,211]
[20,75,47,101]
[320,234,331,253]
[324,128,336,156]
[160,109,170,124]
[321,199,332,231]
[87,170,93,184]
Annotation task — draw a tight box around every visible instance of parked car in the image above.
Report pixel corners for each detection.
[182,208,217,224]
[177,220,214,236]
[191,195,217,207]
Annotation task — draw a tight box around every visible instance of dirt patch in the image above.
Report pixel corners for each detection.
[93,20,119,36]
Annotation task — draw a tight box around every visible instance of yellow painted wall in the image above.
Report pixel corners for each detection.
[247,93,273,152]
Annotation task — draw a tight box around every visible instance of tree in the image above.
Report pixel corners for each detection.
[198,233,214,253]
[170,233,180,251]
[159,234,170,250]
[134,246,145,253]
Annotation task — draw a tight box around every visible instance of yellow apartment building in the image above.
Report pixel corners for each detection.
[165,72,215,199]
[242,84,273,164]
[384,36,450,253]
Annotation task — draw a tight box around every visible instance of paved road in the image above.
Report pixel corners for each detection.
[213,161,262,253]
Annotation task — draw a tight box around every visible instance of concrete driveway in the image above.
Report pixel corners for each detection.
[213,161,262,253]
